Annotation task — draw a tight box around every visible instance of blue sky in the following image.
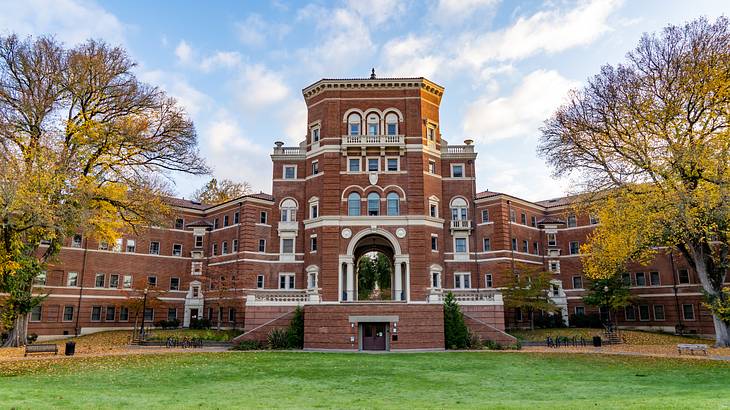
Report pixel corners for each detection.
[1,0,727,201]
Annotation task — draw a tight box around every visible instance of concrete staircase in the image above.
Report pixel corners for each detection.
[231,309,295,345]
[463,313,518,345]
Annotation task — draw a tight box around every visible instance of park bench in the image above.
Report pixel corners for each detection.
[677,343,708,355]
[24,343,58,356]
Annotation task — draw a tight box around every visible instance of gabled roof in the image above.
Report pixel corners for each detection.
[186,219,213,228]
[537,216,566,225]
[164,196,208,210]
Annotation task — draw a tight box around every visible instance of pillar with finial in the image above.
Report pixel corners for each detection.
[370,68,376,79]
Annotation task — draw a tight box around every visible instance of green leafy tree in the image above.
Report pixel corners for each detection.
[582,274,633,324]
[443,292,470,349]
[0,35,209,346]
[192,178,252,205]
[502,268,560,330]
[286,306,304,349]
[357,253,391,300]
[538,17,730,346]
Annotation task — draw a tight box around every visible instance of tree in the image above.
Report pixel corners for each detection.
[0,35,209,346]
[502,267,560,330]
[357,252,391,300]
[443,292,470,349]
[122,277,167,340]
[581,274,633,325]
[538,17,730,346]
[192,178,252,204]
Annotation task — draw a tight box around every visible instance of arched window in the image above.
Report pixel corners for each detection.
[280,198,298,222]
[348,192,361,216]
[366,113,380,135]
[450,197,468,221]
[367,192,380,216]
[386,192,400,216]
[385,113,398,135]
[348,113,361,136]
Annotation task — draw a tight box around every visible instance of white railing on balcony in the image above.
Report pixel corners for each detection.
[428,288,502,305]
[342,135,404,146]
[246,289,318,306]
[450,219,472,230]
[445,145,475,154]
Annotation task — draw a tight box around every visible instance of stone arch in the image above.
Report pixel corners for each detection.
[342,108,365,122]
[346,227,402,256]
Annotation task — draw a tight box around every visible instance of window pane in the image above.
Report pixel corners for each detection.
[367,193,379,216]
[368,158,378,171]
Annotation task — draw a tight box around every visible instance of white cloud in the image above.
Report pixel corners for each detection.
[433,0,500,23]
[456,0,622,69]
[463,69,579,143]
[234,64,290,110]
[346,0,407,26]
[200,51,242,72]
[138,70,212,116]
[475,153,570,201]
[235,14,290,48]
[277,100,308,144]
[174,40,193,64]
[0,0,126,46]
[380,35,445,79]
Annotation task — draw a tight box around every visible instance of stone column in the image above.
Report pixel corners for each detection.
[346,262,355,301]
[394,262,403,301]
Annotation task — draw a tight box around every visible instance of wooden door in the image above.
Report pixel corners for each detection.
[362,323,387,351]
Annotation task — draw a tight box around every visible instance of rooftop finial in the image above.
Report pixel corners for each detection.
[370,68,376,79]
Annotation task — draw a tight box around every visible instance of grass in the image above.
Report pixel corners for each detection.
[509,327,708,345]
[2,351,729,409]
[146,329,239,342]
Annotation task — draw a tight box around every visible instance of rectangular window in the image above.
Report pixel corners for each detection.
[624,306,636,321]
[170,277,180,291]
[232,239,238,252]
[175,218,184,229]
[367,158,379,172]
[572,276,583,289]
[31,305,42,321]
[451,164,464,178]
[575,306,586,316]
[109,274,119,289]
[113,238,123,252]
[522,240,528,253]
[431,235,438,251]
[311,127,320,143]
[258,239,266,253]
[283,165,296,179]
[310,236,318,252]
[649,271,660,286]
[63,306,74,322]
[91,306,102,321]
[638,305,650,321]
[653,305,665,321]
[485,274,493,288]
[260,211,268,224]
[455,273,471,289]
[120,307,129,321]
[279,273,295,290]
[569,241,580,255]
[149,241,160,255]
[310,203,319,219]
[282,238,294,254]
[511,238,517,251]
[192,286,200,298]
[515,309,523,321]
[167,308,177,321]
[72,234,83,248]
[67,272,78,287]
[427,127,435,141]
[229,308,236,322]
[172,243,182,257]
[482,238,491,251]
[311,160,319,175]
[126,239,136,253]
[547,233,557,247]
[682,304,695,320]
[567,214,577,228]
[678,269,690,284]
[210,243,218,256]
[144,308,154,322]
[224,215,229,227]
[533,242,539,255]
[520,213,526,225]
[234,212,240,224]
[430,204,438,218]
[99,241,109,251]
[214,218,219,229]
[530,216,537,227]
[386,158,398,172]
[257,275,264,289]
[480,209,489,223]
[635,272,646,286]
[454,238,467,253]
[123,275,132,289]
[222,241,228,255]
[348,158,361,172]
[95,273,105,288]
[509,209,516,222]
[148,276,157,287]
[194,235,203,248]
[622,273,632,286]
[428,160,437,174]
[106,306,115,321]
[549,261,560,273]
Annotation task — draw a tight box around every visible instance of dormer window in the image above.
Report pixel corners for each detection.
[385,113,398,135]
[348,113,361,135]
[367,113,380,135]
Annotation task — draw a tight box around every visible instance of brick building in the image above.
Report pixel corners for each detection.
[24,75,719,348]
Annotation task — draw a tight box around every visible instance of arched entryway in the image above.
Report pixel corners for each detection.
[340,228,409,302]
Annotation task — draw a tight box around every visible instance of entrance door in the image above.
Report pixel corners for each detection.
[362,323,387,351]
[190,309,199,320]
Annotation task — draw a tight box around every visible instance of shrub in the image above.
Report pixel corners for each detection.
[533,313,566,329]
[267,328,290,349]
[468,333,483,349]
[484,340,503,350]
[286,306,304,349]
[154,319,181,329]
[26,333,38,344]
[233,340,265,350]
[189,318,211,330]
[569,313,603,328]
[444,292,470,349]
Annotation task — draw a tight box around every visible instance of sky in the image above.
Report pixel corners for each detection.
[0,0,727,201]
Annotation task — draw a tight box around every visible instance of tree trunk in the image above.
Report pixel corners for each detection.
[2,313,29,347]
[689,245,730,347]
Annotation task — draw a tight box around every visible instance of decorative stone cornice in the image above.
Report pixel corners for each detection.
[302,77,445,101]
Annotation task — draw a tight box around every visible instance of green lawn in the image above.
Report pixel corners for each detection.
[2,352,729,409]
[509,328,709,345]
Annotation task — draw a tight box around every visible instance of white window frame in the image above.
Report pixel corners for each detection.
[348,157,361,172]
[450,163,465,178]
[283,165,297,180]
[279,273,295,290]
[126,239,136,253]
[309,201,319,219]
[149,241,160,255]
[72,235,83,248]
[682,304,696,320]
[256,274,265,289]
[123,275,132,288]
[428,160,437,174]
[281,238,295,255]
[310,235,317,253]
[485,273,493,288]
[366,157,380,172]
[454,237,468,254]
[653,304,666,321]
[94,273,105,288]
[258,239,266,253]
[454,272,472,289]
[482,238,491,252]
[67,272,79,287]
[311,160,319,175]
[192,262,202,276]
[310,125,321,144]
[232,239,239,252]
[572,276,583,289]
[549,260,560,273]
[172,243,182,257]
[385,156,399,172]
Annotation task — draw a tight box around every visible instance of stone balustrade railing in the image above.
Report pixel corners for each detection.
[246,289,320,306]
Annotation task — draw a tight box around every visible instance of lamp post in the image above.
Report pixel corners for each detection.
[139,287,149,340]
[603,285,611,328]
